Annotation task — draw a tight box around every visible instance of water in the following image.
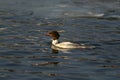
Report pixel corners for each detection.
[0,0,120,80]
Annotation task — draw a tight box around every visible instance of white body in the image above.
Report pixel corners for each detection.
[52,40,94,49]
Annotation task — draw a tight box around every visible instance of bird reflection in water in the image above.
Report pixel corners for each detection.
[32,61,59,66]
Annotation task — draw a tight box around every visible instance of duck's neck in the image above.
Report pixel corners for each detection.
[52,39,59,45]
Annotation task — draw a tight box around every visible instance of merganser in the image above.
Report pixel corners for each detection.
[46,31,95,49]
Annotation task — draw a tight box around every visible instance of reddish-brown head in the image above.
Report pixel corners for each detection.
[46,31,60,40]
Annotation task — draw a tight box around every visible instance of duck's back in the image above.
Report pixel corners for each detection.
[55,42,85,48]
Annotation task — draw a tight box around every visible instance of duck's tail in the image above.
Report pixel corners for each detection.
[79,44,95,49]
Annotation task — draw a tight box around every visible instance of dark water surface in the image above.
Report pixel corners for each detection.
[0,0,120,80]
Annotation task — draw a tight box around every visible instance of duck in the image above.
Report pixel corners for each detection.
[46,31,95,49]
